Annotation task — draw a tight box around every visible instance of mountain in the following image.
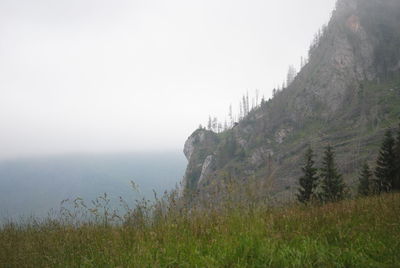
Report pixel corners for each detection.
[181,0,400,202]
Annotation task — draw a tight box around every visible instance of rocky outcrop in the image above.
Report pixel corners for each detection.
[287,0,376,116]
[197,155,215,187]
[181,129,219,192]
[183,136,196,161]
[250,148,274,167]
[275,128,292,144]
[181,0,400,201]
[183,130,209,161]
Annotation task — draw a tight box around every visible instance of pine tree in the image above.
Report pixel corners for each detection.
[239,101,243,120]
[286,65,297,86]
[212,117,218,132]
[358,162,372,196]
[207,116,212,130]
[300,56,306,69]
[319,145,345,202]
[246,92,250,114]
[242,96,246,117]
[217,123,222,133]
[394,124,400,191]
[261,96,265,106]
[228,104,233,126]
[297,146,319,203]
[255,89,259,107]
[374,130,396,193]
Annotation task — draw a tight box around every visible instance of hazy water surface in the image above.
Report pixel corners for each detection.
[0,152,186,220]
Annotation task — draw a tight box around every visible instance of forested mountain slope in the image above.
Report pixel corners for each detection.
[182,0,400,201]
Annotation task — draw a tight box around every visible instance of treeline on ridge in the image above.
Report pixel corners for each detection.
[297,123,400,203]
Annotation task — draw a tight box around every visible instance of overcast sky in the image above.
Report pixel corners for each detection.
[0,0,336,160]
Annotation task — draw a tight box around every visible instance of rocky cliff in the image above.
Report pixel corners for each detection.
[182,0,400,201]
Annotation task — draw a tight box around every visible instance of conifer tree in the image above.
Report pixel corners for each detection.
[207,116,212,130]
[297,146,319,203]
[246,92,250,114]
[358,162,372,196]
[374,130,396,193]
[394,124,400,191]
[239,101,243,120]
[319,145,345,202]
[212,117,218,132]
[286,65,297,86]
[228,104,233,126]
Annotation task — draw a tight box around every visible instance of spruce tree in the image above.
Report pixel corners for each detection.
[207,116,212,130]
[358,162,372,196]
[319,145,345,202]
[297,146,319,203]
[394,124,400,191]
[374,130,396,193]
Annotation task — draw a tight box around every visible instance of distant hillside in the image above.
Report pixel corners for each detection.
[182,0,400,201]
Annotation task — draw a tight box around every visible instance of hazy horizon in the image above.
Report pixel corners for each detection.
[0,0,336,160]
[0,151,187,219]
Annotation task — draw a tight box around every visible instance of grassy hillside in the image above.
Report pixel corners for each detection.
[1,193,399,267]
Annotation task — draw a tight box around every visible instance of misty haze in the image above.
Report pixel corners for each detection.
[2,0,400,266]
[0,0,335,216]
[0,0,335,159]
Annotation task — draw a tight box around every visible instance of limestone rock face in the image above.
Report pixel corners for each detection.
[183,136,196,161]
[275,128,292,144]
[181,129,219,192]
[250,148,274,167]
[198,155,215,187]
[289,5,375,114]
[181,0,400,201]
[184,130,208,161]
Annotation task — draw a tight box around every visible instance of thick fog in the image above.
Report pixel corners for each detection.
[0,0,336,160]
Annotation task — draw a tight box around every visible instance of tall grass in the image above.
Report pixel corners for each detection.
[0,190,399,267]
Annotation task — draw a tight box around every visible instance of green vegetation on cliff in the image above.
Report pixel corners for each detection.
[183,73,400,202]
[182,0,400,200]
